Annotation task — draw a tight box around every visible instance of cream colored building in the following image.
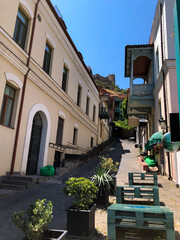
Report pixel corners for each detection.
[0,0,100,176]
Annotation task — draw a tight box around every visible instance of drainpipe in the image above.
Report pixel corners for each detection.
[10,0,40,175]
[159,3,172,180]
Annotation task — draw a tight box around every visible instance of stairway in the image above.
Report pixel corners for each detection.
[0,175,49,190]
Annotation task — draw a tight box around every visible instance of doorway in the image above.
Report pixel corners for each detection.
[26,112,43,175]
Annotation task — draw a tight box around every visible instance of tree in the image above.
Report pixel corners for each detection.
[121,98,128,120]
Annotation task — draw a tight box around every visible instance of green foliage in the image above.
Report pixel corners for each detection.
[121,89,128,94]
[121,98,128,119]
[64,177,98,210]
[12,199,53,240]
[91,167,115,196]
[100,156,119,174]
[114,119,132,130]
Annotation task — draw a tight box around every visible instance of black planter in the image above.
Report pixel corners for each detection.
[66,204,96,239]
[42,229,67,240]
[94,190,109,206]
[110,176,116,196]
[23,229,67,240]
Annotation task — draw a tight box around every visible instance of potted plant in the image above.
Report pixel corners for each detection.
[12,199,67,240]
[91,166,115,205]
[99,156,119,195]
[64,177,97,239]
[153,142,163,155]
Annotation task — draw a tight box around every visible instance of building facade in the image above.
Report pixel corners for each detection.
[0,0,100,176]
[126,0,179,183]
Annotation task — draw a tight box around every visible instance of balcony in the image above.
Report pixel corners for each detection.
[99,107,109,119]
[131,84,154,96]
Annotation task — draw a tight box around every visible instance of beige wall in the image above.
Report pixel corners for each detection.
[0,0,100,176]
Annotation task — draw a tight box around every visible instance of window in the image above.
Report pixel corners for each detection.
[100,123,102,138]
[73,128,78,145]
[43,43,52,74]
[86,96,90,116]
[0,85,15,127]
[93,105,96,122]
[62,66,68,92]
[13,8,28,49]
[56,117,64,145]
[115,101,119,107]
[77,85,82,107]
[91,137,94,148]
[156,48,159,76]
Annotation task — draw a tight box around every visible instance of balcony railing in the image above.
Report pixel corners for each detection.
[131,84,154,96]
[99,107,109,119]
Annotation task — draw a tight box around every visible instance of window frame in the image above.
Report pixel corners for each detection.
[91,136,94,148]
[93,105,96,122]
[13,7,29,50]
[77,85,82,107]
[0,84,16,127]
[62,65,69,93]
[86,96,90,116]
[43,42,52,75]
[73,128,78,145]
[56,116,64,145]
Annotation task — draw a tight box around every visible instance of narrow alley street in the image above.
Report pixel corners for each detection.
[0,139,180,240]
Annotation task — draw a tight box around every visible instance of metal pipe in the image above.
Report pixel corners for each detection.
[10,0,40,175]
[159,3,172,180]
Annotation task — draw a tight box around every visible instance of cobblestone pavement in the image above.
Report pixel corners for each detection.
[95,139,180,240]
[0,139,180,240]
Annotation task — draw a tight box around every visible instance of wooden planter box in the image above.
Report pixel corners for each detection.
[137,156,149,171]
[66,204,96,239]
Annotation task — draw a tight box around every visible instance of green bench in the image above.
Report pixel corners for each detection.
[116,185,160,206]
[107,204,175,240]
[129,172,158,186]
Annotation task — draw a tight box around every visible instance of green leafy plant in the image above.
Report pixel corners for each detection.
[100,156,119,174]
[91,167,115,196]
[12,199,53,240]
[114,119,132,130]
[64,177,98,210]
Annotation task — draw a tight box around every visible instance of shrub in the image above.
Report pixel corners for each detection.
[64,177,98,210]
[114,119,132,130]
[12,199,53,240]
[100,156,119,173]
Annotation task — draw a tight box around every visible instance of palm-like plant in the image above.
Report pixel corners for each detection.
[91,167,115,196]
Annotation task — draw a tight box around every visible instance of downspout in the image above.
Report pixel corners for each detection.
[10,0,40,175]
[159,3,172,180]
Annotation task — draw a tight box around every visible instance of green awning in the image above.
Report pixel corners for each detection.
[149,132,163,146]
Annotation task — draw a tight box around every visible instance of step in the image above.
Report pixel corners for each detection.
[5,175,38,184]
[0,183,25,190]
[2,179,33,188]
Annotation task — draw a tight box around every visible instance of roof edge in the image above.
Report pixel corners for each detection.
[46,0,99,93]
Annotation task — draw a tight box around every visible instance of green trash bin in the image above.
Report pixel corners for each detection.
[40,165,55,176]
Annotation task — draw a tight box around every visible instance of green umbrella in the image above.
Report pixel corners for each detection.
[149,132,163,146]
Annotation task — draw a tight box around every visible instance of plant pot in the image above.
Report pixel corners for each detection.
[109,175,116,196]
[23,229,67,240]
[66,204,96,239]
[94,190,109,206]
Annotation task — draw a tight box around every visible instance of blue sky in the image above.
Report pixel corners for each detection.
[51,0,157,89]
